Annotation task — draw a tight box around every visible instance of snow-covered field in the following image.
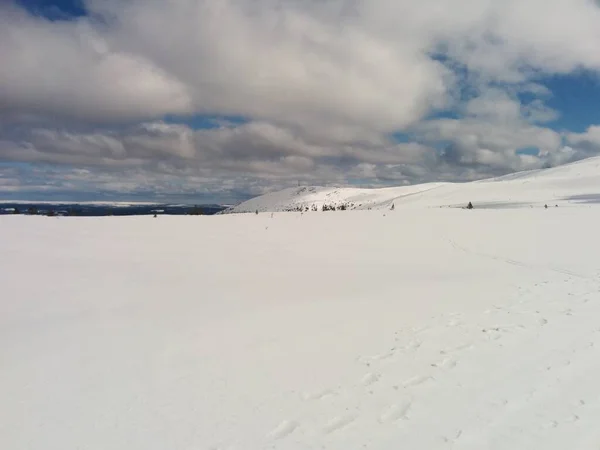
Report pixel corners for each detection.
[2,159,600,449]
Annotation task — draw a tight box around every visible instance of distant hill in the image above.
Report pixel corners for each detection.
[222,156,600,213]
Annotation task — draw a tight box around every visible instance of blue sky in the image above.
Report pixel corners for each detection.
[2,0,600,203]
[16,0,86,18]
[543,73,600,133]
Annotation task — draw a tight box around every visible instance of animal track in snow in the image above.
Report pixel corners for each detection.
[371,349,396,361]
[431,357,457,370]
[403,375,432,387]
[441,343,474,355]
[481,325,524,341]
[322,414,357,434]
[360,349,396,363]
[542,420,559,430]
[403,340,422,351]
[361,372,381,386]
[302,388,337,401]
[268,420,298,439]
[482,329,503,341]
[379,401,412,423]
[442,429,463,444]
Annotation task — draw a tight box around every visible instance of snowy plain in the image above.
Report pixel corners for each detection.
[2,158,600,450]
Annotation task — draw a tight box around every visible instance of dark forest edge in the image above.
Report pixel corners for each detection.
[0,203,227,217]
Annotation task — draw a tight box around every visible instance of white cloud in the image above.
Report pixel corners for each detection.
[463,89,523,123]
[564,126,600,162]
[6,0,599,129]
[567,125,600,149]
[2,0,600,199]
[0,121,434,175]
[0,4,192,124]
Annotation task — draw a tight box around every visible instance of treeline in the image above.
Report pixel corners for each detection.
[281,202,355,212]
[7,205,210,217]
[10,207,91,216]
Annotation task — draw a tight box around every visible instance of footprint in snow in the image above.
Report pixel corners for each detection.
[403,375,432,388]
[322,414,357,434]
[358,349,396,364]
[482,329,503,341]
[379,401,412,423]
[442,429,463,443]
[268,420,298,439]
[301,388,337,401]
[403,340,422,351]
[431,357,457,370]
[371,349,396,361]
[542,420,559,430]
[360,372,380,386]
[441,343,473,355]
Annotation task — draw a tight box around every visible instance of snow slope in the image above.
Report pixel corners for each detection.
[224,156,600,213]
[2,198,600,449]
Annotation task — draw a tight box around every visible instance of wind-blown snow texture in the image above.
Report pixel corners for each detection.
[2,158,600,449]
[224,156,600,213]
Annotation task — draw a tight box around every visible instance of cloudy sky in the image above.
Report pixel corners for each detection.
[2,0,600,203]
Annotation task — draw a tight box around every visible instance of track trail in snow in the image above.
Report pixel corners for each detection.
[3,208,600,450]
[263,237,600,449]
[448,238,591,280]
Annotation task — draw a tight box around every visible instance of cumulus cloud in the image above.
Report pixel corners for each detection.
[565,126,600,160]
[567,126,600,149]
[0,120,435,176]
[1,0,600,200]
[0,5,192,124]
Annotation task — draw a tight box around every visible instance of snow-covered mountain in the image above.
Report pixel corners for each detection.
[224,156,600,213]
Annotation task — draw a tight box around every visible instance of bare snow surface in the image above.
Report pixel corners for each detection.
[2,158,600,449]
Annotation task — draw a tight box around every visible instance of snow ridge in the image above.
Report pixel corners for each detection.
[223,156,600,213]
